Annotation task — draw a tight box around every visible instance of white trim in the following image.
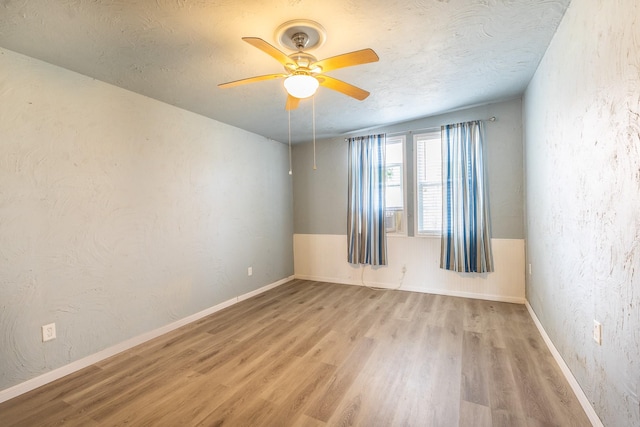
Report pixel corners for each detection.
[400,286,525,304]
[525,301,604,427]
[294,273,526,304]
[293,274,355,287]
[0,275,293,404]
[237,276,292,302]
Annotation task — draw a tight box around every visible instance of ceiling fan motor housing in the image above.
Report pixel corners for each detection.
[287,51,318,71]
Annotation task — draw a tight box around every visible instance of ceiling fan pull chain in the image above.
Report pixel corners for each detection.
[313,95,317,170]
[288,109,293,175]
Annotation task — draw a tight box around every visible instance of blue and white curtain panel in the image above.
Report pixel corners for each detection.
[441,121,494,273]
[347,134,387,266]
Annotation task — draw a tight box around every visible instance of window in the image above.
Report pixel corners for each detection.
[415,131,442,235]
[384,136,405,234]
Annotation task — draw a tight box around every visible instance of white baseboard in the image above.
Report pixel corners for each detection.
[293,274,356,287]
[0,275,293,404]
[237,277,291,302]
[294,273,526,304]
[525,301,603,427]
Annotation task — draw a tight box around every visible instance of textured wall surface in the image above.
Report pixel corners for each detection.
[524,0,640,425]
[293,98,524,239]
[0,48,293,391]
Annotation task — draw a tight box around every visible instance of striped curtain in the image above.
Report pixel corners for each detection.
[347,134,387,265]
[440,121,494,273]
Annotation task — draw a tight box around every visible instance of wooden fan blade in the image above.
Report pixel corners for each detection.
[285,95,300,111]
[312,48,379,73]
[318,75,370,101]
[242,37,292,67]
[218,73,287,89]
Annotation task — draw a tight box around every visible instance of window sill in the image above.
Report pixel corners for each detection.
[386,232,408,238]
[415,233,441,239]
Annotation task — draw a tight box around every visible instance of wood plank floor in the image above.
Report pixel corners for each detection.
[0,279,591,426]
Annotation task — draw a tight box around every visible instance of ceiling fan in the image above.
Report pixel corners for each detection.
[218,20,379,111]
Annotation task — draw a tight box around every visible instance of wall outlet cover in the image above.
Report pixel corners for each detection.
[42,323,56,342]
[593,320,602,345]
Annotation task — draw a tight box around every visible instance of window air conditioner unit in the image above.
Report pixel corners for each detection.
[385,210,400,233]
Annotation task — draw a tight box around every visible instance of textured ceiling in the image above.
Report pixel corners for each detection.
[0,0,571,143]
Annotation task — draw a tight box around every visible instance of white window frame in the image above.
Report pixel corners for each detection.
[384,135,407,236]
[413,131,442,237]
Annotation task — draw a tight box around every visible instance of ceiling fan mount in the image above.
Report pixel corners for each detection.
[291,32,309,50]
[275,19,327,51]
[218,20,379,110]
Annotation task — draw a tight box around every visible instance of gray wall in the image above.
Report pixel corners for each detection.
[523,0,640,425]
[0,48,293,391]
[293,98,524,239]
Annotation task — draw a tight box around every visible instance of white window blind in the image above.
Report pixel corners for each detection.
[415,131,442,235]
[385,136,405,234]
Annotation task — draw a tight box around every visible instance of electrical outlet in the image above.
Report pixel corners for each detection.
[593,320,602,345]
[528,263,532,275]
[42,323,56,342]
[248,266,253,276]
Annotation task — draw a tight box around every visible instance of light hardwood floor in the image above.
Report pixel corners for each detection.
[0,279,591,426]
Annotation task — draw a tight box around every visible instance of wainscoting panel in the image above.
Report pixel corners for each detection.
[294,234,525,303]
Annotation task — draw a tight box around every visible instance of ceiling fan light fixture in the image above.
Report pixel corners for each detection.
[284,74,319,99]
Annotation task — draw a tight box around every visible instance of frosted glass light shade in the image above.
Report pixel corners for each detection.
[284,75,319,99]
